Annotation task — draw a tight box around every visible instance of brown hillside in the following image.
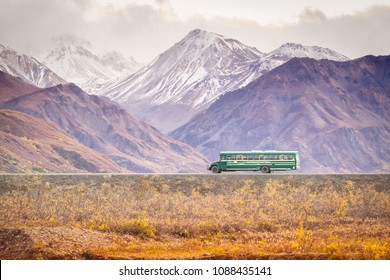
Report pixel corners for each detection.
[0,71,38,103]
[0,71,208,173]
[0,109,125,173]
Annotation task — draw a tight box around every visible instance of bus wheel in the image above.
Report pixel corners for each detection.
[211,166,220,173]
[261,166,270,173]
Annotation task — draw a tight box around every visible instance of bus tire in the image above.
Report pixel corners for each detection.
[211,166,220,173]
[261,166,270,173]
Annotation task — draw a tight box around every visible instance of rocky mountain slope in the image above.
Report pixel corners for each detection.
[99,30,349,133]
[0,71,207,173]
[251,42,349,75]
[0,109,125,173]
[171,55,390,172]
[99,29,265,132]
[0,44,66,88]
[0,71,39,103]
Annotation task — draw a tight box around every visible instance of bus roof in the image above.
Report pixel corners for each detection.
[220,150,299,154]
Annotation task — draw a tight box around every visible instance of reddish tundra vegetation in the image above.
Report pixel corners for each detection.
[0,174,389,260]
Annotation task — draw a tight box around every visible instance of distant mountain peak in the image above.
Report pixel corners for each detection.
[43,38,140,94]
[0,43,66,88]
[98,30,351,133]
[46,44,98,62]
[51,34,93,49]
[265,42,349,61]
[249,42,349,77]
[187,28,211,37]
[99,29,265,132]
[185,28,219,41]
[0,44,8,51]
[182,29,262,55]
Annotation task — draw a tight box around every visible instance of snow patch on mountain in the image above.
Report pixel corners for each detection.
[98,30,350,133]
[251,43,350,75]
[98,29,265,132]
[268,43,350,61]
[101,29,264,106]
[43,40,140,94]
[0,44,66,88]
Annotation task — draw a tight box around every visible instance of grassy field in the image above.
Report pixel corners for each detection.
[0,174,389,259]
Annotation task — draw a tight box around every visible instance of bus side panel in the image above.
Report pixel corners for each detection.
[226,161,261,171]
[219,161,228,171]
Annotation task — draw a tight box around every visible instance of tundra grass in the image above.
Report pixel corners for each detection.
[0,175,389,259]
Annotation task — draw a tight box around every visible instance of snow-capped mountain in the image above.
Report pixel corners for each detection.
[267,42,349,61]
[99,30,349,133]
[0,44,66,88]
[43,41,140,94]
[99,29,265,133]
[252,43,350,74]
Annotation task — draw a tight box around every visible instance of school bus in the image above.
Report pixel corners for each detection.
[207,150,300,173]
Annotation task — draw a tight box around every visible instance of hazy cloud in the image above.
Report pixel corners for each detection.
[0,0,388,63]
[51,34,93,48]
[299,8,328,23]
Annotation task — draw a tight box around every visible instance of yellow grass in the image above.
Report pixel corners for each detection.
[0,175,389,259]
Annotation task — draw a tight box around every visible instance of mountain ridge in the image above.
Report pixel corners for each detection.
[0,71,207,173]
[0,109,125,173]
[0,44,66,88]
[170,55,390,172]
[98,29,349,133]
[43,41,140,94]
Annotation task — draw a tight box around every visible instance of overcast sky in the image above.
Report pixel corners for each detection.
[0,0,389,63]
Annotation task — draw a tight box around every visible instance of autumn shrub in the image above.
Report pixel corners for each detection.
[0,176,389,249]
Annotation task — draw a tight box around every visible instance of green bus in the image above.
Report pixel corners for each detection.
[207,150,300,173]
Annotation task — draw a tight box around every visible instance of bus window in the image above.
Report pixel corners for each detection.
[232,156,236,160]
[243,155,248,160]
[260,155,264,160]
